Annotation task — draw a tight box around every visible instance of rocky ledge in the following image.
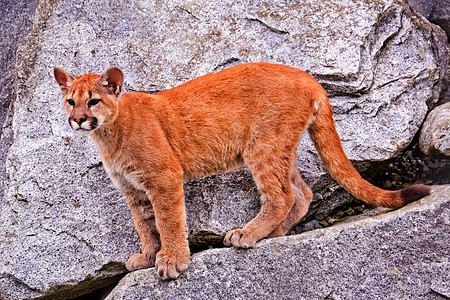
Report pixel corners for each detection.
[107,185,450,299]
[107,185,450,300]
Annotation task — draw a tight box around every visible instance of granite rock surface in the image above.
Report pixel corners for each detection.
[420,102,450,156]
[0,0,447,298]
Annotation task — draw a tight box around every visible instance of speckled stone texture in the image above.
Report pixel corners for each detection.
[0,0,40,202]
[420,102,450,156]
[408,0,450,38]
[0,0,448,298]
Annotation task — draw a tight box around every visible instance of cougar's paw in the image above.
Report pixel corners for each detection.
[125,253,155,272]
[223,229,257,248]
[155,249,190,280]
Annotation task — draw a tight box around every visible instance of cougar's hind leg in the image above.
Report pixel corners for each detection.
[223,142,295,248]
[268,159,313,237]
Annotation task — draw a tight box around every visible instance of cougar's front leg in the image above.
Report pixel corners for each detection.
[145,169,190,280]
[108,172,161,271]
[125,193,161,272]
[114,176,161,272]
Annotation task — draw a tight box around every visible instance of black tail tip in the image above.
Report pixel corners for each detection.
[400,184,431,205]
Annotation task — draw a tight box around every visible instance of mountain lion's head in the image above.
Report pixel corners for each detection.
[54,67,124,136]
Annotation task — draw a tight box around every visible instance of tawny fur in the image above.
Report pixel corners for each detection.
[54,62,430,280]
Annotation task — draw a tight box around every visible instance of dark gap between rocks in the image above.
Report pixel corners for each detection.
[71,275,126,300]
[188,231,226,254]
[296,142,449,233]
[70,237,225,299]
[371,144,450,189]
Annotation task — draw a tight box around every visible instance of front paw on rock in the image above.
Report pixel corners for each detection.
[125,253,154,272]
[223,228,256,248]
[155,250,190,280]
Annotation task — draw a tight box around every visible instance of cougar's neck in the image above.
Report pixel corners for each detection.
[89,121,123,160]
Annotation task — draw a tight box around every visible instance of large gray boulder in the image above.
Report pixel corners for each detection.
[0,0,447,298]
[0,0,39,132]
[419,102,450,156]
[0,0,40,201]
[106,185,450,299]
[408,0,450,39]
[407,0,450,108]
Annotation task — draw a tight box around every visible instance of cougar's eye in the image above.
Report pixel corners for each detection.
[88,99,101,107]
[67,99,75,106]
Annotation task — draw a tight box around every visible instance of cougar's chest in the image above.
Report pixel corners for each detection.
[101,150,147,193]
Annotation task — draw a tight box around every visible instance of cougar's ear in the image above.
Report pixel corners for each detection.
[53,67,75,96]
[99,67,124,96]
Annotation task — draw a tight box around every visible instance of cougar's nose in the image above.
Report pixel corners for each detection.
[73,117,86,125]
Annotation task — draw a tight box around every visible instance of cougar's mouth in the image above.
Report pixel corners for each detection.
[69,117,99,135]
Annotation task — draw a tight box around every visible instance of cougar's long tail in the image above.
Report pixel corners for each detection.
[308,92,430,208]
